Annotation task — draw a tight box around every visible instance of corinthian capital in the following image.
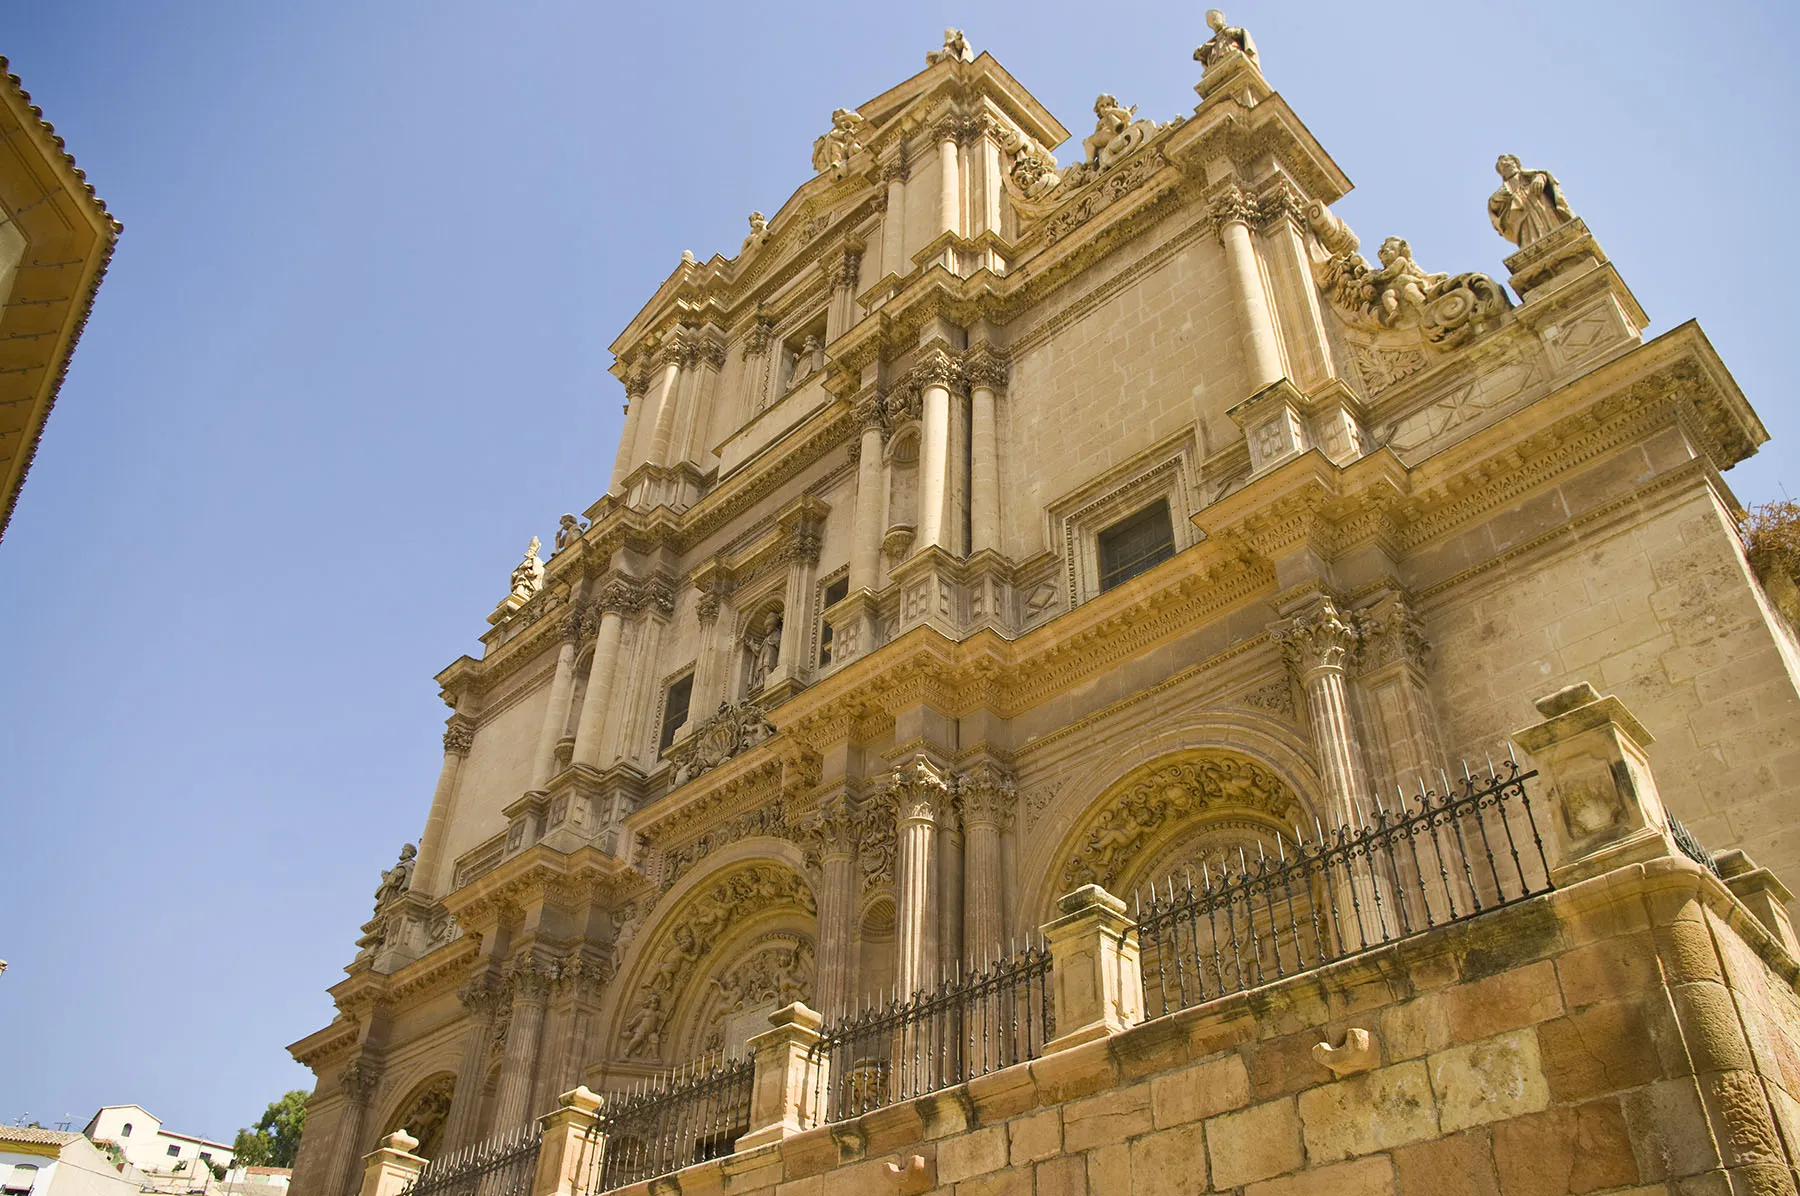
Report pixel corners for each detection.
[443,718,476,756]
[886,756,955,823]
[799,793,862,859]
[594,577,645,615]
[1270,596,1362,676]
[910,347,964,394]
[1210,182,1258,233]
[962,346,1009,392]
[959,762,1017,830]
[338,1058,381,1103]
[506,957,558,1003]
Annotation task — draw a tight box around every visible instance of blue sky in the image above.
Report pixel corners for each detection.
[2,0,1795,1144]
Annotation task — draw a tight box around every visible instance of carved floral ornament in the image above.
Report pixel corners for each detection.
[1059,751,1307,893]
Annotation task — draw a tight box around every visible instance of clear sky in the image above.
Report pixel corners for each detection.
[3,0,1795,1144]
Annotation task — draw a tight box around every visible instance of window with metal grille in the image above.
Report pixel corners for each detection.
[659,674,693,754]
[1097,501,1175,591]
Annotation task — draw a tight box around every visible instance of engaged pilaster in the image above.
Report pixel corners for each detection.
[491,959,556,1130]
[1212,180,1285,392]
[960,762,1015,960]
[327,1059,381,1196]
[964,347,1007,557]
[530,611,586,790]
[415,715,475,897]
[800,794,861,1017]
[571,580,638,768]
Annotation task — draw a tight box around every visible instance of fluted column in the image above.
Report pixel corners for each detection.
[572,583,634,767]
[936,793,964,977]
[935,123,960,239]
[645,339,685,467]
[689,575,735,712]
[880,157,909,277]
[443,977,501,1150]
[850,399,888,591]
[960,763,1015,960]
[1271,596,1372,827]
[803,796,861,1017]
[776,517,822,682]
[914,349,959,554]
[964,348,1005,556]
[530,613,585,788]
[415,717,475,898]
[826,246,863,341]
[491,962,553,1130]
[890,758,952,994]
[609,368,651,493]
[326,1059,380,1196]
[1214,183,1284,391]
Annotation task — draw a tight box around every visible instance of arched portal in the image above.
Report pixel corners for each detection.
[382,1073,456,1160]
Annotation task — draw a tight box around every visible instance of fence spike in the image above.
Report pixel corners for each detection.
[1484,749,1496,781]
[1506,741,1517,765]
[1396,785,1408,815]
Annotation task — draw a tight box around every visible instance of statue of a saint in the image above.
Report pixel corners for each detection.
[926,28,975,65]
[553,514,586,553]
[509,537,543,601]
[1487,154,1575,249]
[747,612,783,692]
[373,843,417,909]
[1194,9,1258,71]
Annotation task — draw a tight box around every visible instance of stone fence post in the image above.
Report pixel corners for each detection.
[1511,682,1674,885]
[737,1002,825,1151]
[356,1132,425,1196]
[531,1086,603,1196]
[1716,850,1800,955]
[1041,884,1144,1053]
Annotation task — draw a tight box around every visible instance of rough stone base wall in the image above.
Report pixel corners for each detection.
[606,860,1800,1196]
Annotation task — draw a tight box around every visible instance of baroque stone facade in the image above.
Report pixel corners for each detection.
[289,18,1800,1196]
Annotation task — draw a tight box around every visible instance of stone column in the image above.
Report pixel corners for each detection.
[936,792,964,978]
[530,613,585,789]
[802,795,860,1018]
[1213,183,1284,392]
[1041,885,1143,1053]
[608,369,651,494]
[326,1059,380,1196]
[1272,596,1373,829]
[415,716,475,898]
[645,339,685,468]
[914,349,959,554]
[880,157,909,278]
[890,758,953,994]
[964,349,1005,556]
[689,575,735,713]
[776,516,823,685]
[850,398,888,591]
[443,978,501,1150]
[491,962,553,1131]
[571,584,633,768]
[960,764,1014,961]
[935,123,960,239]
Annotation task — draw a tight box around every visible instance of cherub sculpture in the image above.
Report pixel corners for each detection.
[1362,237,1446,321]
[811,108,867,176]
[742,211,769,252]
[1083,94,1138,167]
[622,990,664,1058]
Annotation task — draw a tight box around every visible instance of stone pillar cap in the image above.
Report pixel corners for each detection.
[766,1000,823,1031]
[381,1130,420,1154]
[554,1085,603,1115]
[1513,682,1652,753]
[1056,883,1128,918]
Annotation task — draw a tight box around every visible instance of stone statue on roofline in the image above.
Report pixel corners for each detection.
[1194,9,1258,71]
[1488,154,1576,249]
[553,513,586,553]
[742,211,769,252]
[509,536,544,601]
[926,28,975,65]
[812,108,867,177]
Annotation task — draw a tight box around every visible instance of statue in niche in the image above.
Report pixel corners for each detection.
[1362,237,1446,321]
[746,611,783,692]
[1193,9,1258,70]
[742,211,769,252]
[553,514,586,553]
[926,28,975,65]
[1488,154,1576,249]
[508,537,543,602]
[811,108,867,176]
[622,990,664,1058]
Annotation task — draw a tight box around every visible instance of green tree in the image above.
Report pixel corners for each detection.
[232,1092,309,1169]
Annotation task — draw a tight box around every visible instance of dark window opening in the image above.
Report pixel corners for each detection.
[819,576,850,666]
[1098,501,1175,592]
[659,674,694,754]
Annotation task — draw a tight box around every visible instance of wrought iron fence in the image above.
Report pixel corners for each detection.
[807,940,1054,1124]
[588,1053,753,1192]
[1668,813,1723,879]
[399,1124,541,1196]
[1135,759,1551,1019]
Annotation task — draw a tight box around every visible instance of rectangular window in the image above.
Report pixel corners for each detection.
[819,576,849,666]
[1097,501,1175,592]
[659,674,694,754]
[167,1146,182,1158]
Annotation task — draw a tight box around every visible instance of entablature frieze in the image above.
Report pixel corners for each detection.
[441,845,633,931]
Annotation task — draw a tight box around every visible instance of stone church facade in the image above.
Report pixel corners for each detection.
[289,19,1799,1196]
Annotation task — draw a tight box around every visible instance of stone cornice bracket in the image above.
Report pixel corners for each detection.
[832,244,865,290]
[961,344,1010,392]
[1269,595,1362,677]
[442,717,476,756]
[885,756,956,823]
[959,761,1017,830]
[693,570,735,625]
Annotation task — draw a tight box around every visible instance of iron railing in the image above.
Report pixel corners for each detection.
[588,1053,753,1192]
[1134,759,1552,1019]
[399,1124,541,1196]
[806,940,1054,1124]
[1668,813,1723,879]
